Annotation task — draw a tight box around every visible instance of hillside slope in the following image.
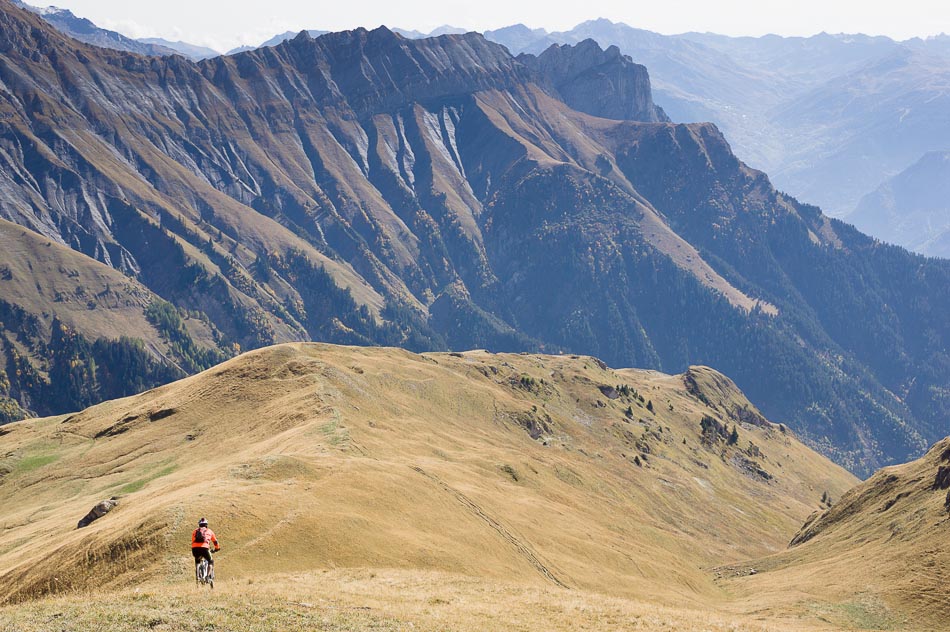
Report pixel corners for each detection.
[0,0,946,474]
[0,219,228,422]
[719,436,950,630]
[0,343,856,611]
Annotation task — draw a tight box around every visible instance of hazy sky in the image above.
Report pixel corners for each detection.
[40,0,950,53]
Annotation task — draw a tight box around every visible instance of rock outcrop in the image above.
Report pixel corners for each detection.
[77,498,118,528]
[521,39,669,122]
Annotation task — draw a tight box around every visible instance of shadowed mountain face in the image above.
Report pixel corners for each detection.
[0,0,946,475]
[485,20,950,222]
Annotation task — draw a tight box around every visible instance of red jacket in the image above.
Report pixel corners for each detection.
[191,526,219,549]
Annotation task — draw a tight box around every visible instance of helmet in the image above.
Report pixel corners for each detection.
[198,518,208,527]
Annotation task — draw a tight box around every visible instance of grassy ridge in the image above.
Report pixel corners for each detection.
[0,343,860,629]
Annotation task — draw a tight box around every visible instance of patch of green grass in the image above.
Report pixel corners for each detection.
[118,464,177,495]
[807,598,901,630]
[319,419,339,436]
[118,479,147,494]
[317,416,349,447]
[837,600,900,630]
[13,453,59,474]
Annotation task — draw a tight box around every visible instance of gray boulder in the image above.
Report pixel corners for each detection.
[77,497,118,528]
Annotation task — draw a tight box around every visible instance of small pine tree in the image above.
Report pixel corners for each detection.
[728,426,739,445]
[646,400,654,413]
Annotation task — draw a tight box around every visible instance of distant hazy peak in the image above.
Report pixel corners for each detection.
[850,150,950,258]
[138,37,220,60]
[10,0,179,56]
[577,17,621,28]
[486,23,548,36]
[428,25,468,37]
[390,27,425,39]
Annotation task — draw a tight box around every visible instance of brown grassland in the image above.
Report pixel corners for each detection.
[0,343,944,630]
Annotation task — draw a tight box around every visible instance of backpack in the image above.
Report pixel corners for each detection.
[194,527,206,544]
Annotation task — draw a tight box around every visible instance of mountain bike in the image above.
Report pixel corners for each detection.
[195,548,218,589]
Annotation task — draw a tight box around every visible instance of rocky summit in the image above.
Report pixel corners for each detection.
[0,0,946,475]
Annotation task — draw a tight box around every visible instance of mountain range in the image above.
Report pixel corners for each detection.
[0,0,947,476]
[482,20,950,225]
[16,5,950,257]
[218,19,950,240]
[3,3,950,628]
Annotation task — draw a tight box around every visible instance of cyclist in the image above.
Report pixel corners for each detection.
[191,517,220,578]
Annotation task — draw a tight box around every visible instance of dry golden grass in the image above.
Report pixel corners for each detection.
[716,439,950,632]
[0,343,872,629]
[0,568,850,632]
[0,218,167,346]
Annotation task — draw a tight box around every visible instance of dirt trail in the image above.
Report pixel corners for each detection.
[410,465,569,588]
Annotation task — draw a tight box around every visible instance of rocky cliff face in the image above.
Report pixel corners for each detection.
[520,39,669,122]
[0,0,946,475]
